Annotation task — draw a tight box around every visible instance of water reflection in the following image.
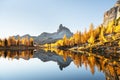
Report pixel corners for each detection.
[33,49,72,70]
[50,49,120,80]
[0,50,33,60]
[0,49,120,80]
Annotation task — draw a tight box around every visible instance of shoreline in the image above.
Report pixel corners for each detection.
[0,46,36,50]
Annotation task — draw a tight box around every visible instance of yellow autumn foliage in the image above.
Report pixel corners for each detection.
[106,20,114,34]
[99,26,107,43]
[88,31,95,44]
[44,19,120,48]
[114,25,120,33]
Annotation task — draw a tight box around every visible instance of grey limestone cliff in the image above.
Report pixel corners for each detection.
[103,0,120,26]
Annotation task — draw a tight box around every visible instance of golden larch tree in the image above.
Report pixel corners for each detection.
[88,23,95,45]
[99,25,107,44]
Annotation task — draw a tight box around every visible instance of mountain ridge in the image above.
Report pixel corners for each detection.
[14,24,73,44]
[14,1,120,45]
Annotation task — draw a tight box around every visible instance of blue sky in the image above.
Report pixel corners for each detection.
[0,0,116,38]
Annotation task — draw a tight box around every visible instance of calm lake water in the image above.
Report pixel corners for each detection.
[0,49,119,80]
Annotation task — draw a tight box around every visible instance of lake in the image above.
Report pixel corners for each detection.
[0,49,119,80]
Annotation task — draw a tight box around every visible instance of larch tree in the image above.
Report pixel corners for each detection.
[74,31,81,46]
[30,38,34,46]
[17,36,20,46]
[99,25,107,44]
[63,34,68,46]
[88,23,95,45]
[105,20,114,34]
[4,38,8,46]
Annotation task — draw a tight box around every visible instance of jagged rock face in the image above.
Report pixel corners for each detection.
[115,0,120,6]
[14,24,73,44]
[57,24,71,33]
[36,24,73,44]
[103,0,120,26]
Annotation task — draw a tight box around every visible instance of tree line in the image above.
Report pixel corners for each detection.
[0,36,34,47]
[44,18,120,48]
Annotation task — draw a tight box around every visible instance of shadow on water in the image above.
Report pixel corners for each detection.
[0,49,120,80]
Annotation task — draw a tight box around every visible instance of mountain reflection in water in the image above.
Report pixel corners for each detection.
[0,49,120,80]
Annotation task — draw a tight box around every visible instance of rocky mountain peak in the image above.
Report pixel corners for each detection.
[115,0,120,7]
[34,24,73,44]
[14,24,73,44]
[57,24,70,32]
[103,0,120,26]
